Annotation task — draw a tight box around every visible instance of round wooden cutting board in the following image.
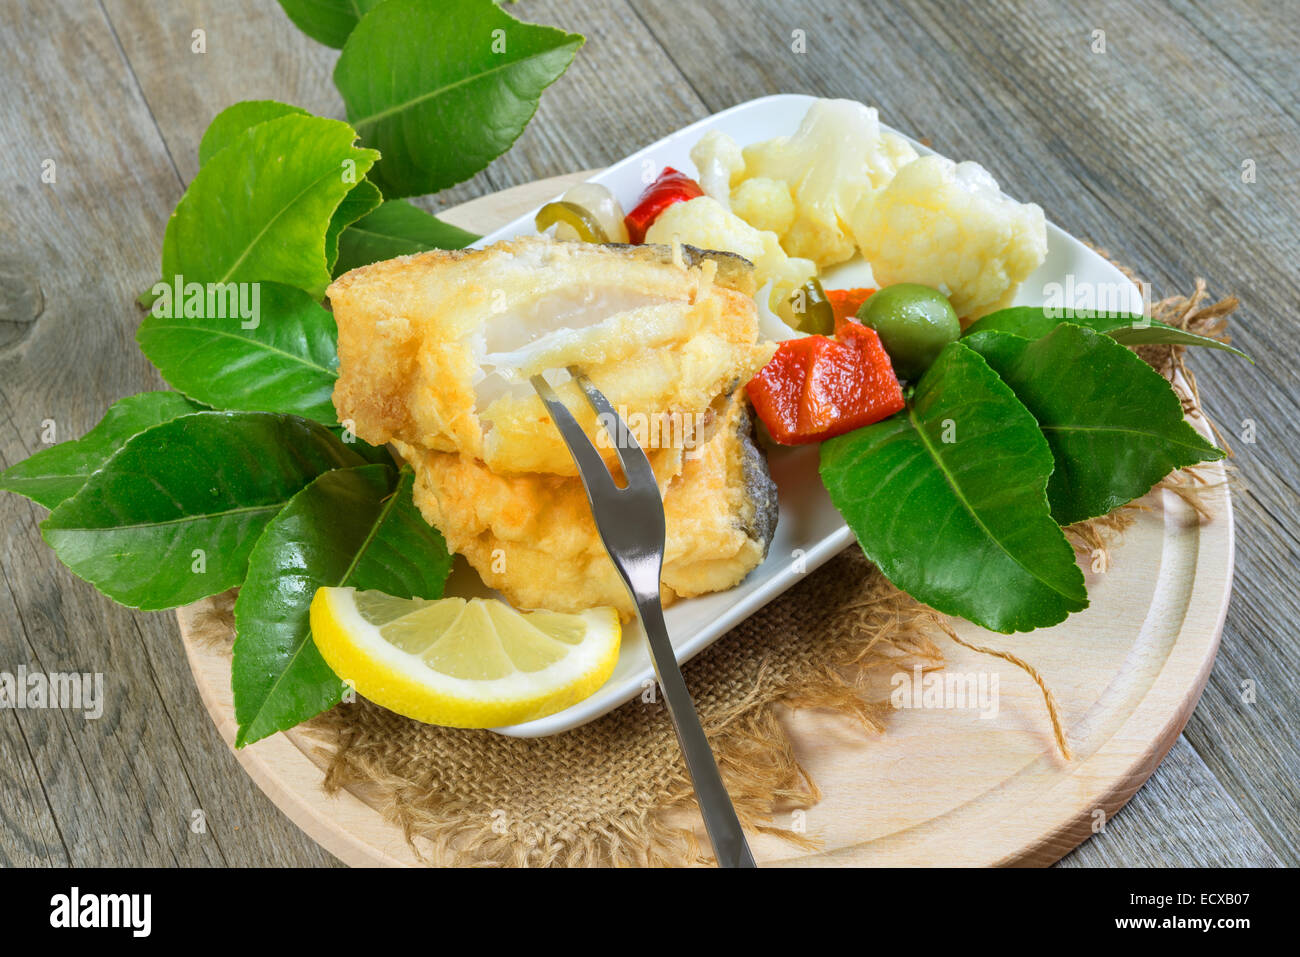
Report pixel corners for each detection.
[177,172,1235,867]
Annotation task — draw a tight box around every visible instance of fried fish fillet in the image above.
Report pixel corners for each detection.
[329,237,775,476]
[396,392,778,617]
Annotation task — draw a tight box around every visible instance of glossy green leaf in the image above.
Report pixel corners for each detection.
[334,199,479,276]
[138,101,323,309]
[965,324,1225,525]
[334,0,583,198]
[820,342,1087,633]
[1108,323,1252,361]
[335,432,396,466]
[161,114,378,299]
[0,392,204,510]
[233,465,452,745]
[275,0,384,49]
[136,282,340,425]
[325,179,383,272]
[197,99,309,166]
[41,412,364,609]
[963,306,1250,361]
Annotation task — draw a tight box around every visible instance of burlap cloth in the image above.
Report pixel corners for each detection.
[188,273,1236,867]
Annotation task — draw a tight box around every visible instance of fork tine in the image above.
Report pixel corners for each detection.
[567,368,660,493]
[530,375,620,500]
[532,372,752,866]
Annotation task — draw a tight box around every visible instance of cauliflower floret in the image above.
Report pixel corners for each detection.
[873,130,921,187]
[731,177,795,235]
[689,130,745,208]
[850,155,1048,321]
[645,195,815,307]
[736,99,919,267]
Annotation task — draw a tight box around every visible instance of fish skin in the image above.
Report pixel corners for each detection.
[735,402,779,554]
[327,236,774,477]
[600,242,758,297]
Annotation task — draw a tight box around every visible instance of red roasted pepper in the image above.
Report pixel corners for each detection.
[746,324,904,445]
[825,287,876,333]
[624,167,704,243]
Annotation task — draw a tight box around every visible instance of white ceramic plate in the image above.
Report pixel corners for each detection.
[464,94,1144,737]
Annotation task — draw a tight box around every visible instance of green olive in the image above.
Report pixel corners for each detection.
[856,283,960,379]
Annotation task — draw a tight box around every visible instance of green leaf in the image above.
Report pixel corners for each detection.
[197,99,309,166]
[820,342,1087,633]
[965,324,1225,525]
[963,306,1250,361]
[41,412,364,610]
[138,100,318,308]
[1107,323,1253,362]
[275,0,385,49]
[136,282,341,425]
[334,0,583,198]
[232,465,452,746]
[0,392,204,510]
[161,114,379,300]
[326,179,384,272]
[334,432,395,466]
[334,199,479,276]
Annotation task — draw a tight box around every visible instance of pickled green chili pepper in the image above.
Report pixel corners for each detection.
[788,277,835,335]
[534,201,609,243]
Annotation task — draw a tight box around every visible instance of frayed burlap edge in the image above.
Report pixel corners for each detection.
[188,273,1236,867]
[296,568,947,867]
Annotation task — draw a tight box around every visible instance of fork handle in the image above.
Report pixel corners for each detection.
[636,596,756,868]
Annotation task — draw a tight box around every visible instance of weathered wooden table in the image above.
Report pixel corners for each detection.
[1,0,1294,867]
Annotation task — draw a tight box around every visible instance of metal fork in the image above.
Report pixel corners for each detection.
[531,369,756,868]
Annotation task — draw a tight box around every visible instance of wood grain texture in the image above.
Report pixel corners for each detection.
[0,0,338,867]
[1058,738,1280,867]
[100,0,709,214]
[1,0,1295,867]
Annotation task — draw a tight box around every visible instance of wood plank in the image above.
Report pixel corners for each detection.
[1058,737,1279,866]
[1169,0,1300,122]
[98,0,343,188]
[627,0,1300,867]
[100,0,709,213]
[0,0,337,867]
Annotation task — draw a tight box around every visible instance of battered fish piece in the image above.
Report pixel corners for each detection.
[329,237,775,476]
[397,394,778,618]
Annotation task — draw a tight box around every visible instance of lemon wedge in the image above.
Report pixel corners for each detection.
[310,588,621,728]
